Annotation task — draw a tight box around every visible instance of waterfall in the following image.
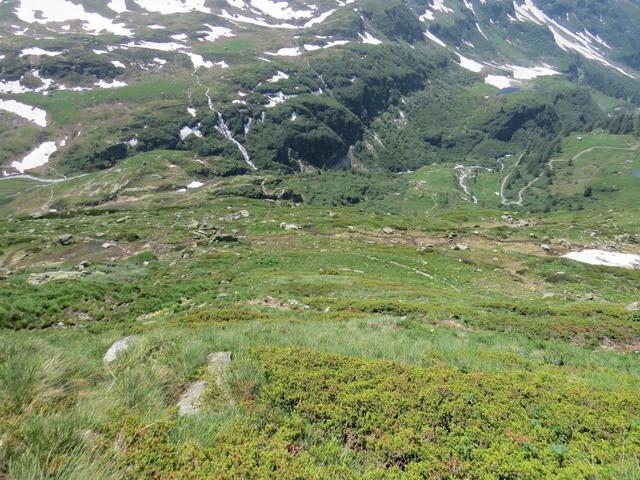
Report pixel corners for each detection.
[215,113,257,169]
[192,68,257,170]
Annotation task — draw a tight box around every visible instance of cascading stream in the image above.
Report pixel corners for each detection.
[192,68,257,170]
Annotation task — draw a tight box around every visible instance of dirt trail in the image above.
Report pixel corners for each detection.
[500,145,639,206]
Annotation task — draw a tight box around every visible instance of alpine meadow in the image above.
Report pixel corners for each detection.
[1,0,640,478]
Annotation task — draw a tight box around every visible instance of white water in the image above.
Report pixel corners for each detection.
[454,165,491,204]
[192,68,256,170]
[215,113,256,169]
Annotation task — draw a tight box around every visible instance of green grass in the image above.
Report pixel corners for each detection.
[1,132,640,478]
[16,78,190,125]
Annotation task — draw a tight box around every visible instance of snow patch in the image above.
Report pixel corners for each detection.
[187,181,204,189]
[457,53,484,72]
[11,141,58,173]
[15,0,132,36]
[267,70,290,82]
[20,47,63,57]
[485,75,515,89]
[562,250,640,269]
[0,100,47,127]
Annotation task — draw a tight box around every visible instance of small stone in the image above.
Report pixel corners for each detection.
[627,302,640,312]
[103,336,134,363]
[452,243,470,251]
[58,234,74,246]
[382,227,394,234]
[213,234,239,242]
[280,222,300,231]
[102,242,112,249]
[540,244,552,253]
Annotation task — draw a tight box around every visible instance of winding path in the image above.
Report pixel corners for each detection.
[500,145,639,206]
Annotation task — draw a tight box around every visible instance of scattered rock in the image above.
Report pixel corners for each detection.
[382,227,394,235]
[213,233,239,243]
[224,210,250,222]
[102,242,112,249]
[177,352,233,416]
[280,222,300,231]
[177,381,208,416]
[447,232,458,240]
[502,215,530,228]
[28,270,85,286]
[187,219,200,229]
[540,244,552,253]
[58,234,74,246]
[78,261,91,272]
[452,243,470,251]
[627,302,640,312]
[103,336,134,364]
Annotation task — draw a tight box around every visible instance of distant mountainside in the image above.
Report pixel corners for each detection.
[0,0,638,184]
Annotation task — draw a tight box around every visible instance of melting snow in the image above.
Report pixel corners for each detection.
[265,91,297,107]
[359,32,382,45]
[248,0,315,20]
[424,31,446,47]
[180,125,203,140]
[95,79,127,88]
[15,0,132,36]
[485,75,515,89]
[20,47,63,57]
[457,53,484,72]
[11,141,58,173]
[420,10,436,21]
[431,0,453,14]
[200,25,235,42]
[563,250,640,269]
[267,70,290,82]
[266,47,302,56]
[185,53,214,69]
[108,0,129,14]
[134,0,210,14]
[505,64,559,79]
[0,100,47,127]
[187,181,204,189]
[513,0,634,78]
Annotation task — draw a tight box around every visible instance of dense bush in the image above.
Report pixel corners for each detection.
[121,347,640,479]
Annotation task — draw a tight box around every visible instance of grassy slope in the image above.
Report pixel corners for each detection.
[1,131,640,477]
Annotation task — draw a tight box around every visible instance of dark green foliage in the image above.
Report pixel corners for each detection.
[248,95,363,169]
[360,0,423,43]
[567,60,640,105]
[315,45,451,124]
[307,8,364,39]
[121,347,640,478]
[39,50,123,82]
[284,171,405,206]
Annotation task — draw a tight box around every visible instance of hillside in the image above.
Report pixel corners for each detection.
[1,1,640,479]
